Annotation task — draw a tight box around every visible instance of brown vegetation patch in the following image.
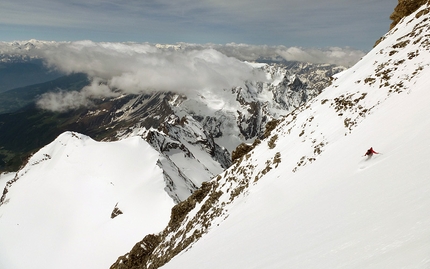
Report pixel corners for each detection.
[408,50,419,59]
[364,77,376,85]
[374,36,386,48]
[232,143,252,163]
[111,234,161,269]
[332,93,367,112]
[263,119,281,138]
[111,203,123,219]
[416,5,430,18]
[168,181,213,231]
[273,152,281,167]
[268,134,278,149]
[393,40,411,49]
[321,99,329,105]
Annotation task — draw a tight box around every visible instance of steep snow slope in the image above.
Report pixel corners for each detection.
[161,78,430,268]
[111,3,430,269]
[0,132,174,269]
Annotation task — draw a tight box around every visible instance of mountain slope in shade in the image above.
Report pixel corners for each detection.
[112,3,430,268]
[0,58,63,93]
[0,132,174,269]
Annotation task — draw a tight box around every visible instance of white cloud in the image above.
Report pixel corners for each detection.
[35,78,120,112]
[1,40,365,111]
[36,90,93,112]
[275,46,365,67]
[23,41,263,92]
[181,43,365,67]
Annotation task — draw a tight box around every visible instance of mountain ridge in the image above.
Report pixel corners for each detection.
[110,1,430,268]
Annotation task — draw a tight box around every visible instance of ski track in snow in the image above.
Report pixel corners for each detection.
[358,154,384,170]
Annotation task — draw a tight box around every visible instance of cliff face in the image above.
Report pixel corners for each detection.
[390,0,429,29]
[375,0,429,47]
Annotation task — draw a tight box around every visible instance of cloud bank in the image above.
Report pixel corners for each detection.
[0,40,365,111]
[189,43,365,67]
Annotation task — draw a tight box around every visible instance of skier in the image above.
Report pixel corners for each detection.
[364,147,379,157]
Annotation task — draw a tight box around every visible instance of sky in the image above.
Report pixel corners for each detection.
[0,0,396,50]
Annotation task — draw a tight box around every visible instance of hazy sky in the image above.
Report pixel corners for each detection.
[0,0,395,50]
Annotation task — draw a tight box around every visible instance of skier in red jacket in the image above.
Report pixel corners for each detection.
[364,147,379,157]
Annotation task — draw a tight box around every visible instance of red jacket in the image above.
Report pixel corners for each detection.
[365,147,378,156]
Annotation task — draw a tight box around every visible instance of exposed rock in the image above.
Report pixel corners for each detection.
[375,0,429,47]
[390,0,429,29]
[110,234,161,269]
[110,181,215,269]
[231,143,253,163]
[263,118,282,139]
[111,203,123,219]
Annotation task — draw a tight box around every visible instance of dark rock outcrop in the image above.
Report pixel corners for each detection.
[390,0,429,29]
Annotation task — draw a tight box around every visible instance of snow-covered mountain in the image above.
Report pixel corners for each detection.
[108,2,430,268]
[0,132,174,269]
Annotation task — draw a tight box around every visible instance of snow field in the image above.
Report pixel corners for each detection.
[0,132,175,269]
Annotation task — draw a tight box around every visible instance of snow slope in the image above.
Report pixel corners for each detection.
[0,132,174,269]
[155,4,430,269]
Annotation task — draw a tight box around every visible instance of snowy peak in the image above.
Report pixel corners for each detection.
[110,3,430,268]
[0,132,174,269]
